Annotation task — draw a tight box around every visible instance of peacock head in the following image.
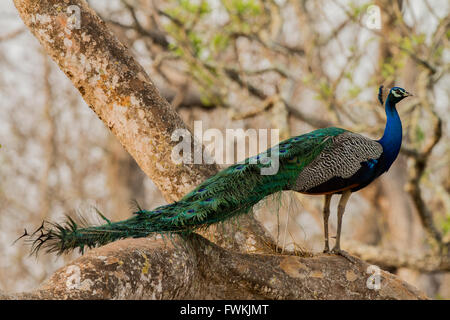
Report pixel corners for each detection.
[388,87,412,104]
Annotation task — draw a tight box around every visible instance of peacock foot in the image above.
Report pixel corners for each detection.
[331,246,340,254]
[331,248,357,264]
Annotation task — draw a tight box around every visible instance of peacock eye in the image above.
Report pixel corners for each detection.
[391,89,402,98]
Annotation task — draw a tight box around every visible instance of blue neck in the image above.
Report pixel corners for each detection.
[377,97,402,171]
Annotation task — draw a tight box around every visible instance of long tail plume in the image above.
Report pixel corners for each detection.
[21,129,329,255]
[24,205,223,255]
[23,162,296,255]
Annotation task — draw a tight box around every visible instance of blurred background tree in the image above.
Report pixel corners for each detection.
[0,0,448,298]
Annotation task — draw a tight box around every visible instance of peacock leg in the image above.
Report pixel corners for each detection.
[331,190,351,254]
[322,194,332,253]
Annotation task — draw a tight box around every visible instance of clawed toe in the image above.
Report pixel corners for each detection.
[331,247,340,254]
[330,248,357,263]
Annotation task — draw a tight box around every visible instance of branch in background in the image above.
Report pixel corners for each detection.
[223,67,331,128]
[354,1,447,250]
[108,4,329,129]
[405,113,444,248]
[119,0,170,49]
[0,28,25,42]
[345,241,450,273]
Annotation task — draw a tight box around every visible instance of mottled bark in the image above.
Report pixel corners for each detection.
[1,235,427,300]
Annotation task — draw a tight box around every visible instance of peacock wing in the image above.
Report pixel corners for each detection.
[292,131,383,193]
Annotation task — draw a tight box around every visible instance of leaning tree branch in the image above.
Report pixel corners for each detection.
[14,0,216,202]
[0,235,427,300]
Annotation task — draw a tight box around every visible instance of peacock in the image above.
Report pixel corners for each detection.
[25,86,412,256]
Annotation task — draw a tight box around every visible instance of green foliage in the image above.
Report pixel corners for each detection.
[228,0,261,15]
[187,30,203,57]
[315,80,332,100]
[380,57,406,81]
[169,42,185,58]
[415,125,425,144]
[400,34,425,53]
[411,34,426,46]
[301,74,314,85]
[160,0,273,108]
[381,60,396,79]
[165,0,211,25]
[211,33,229,52]
[179,0,211,15]
[199,93,213,106]
[348,85,362,99]
[400,37,413,51]
[348,2,370,20]
[441,215,450,237]
[433,45,444,59]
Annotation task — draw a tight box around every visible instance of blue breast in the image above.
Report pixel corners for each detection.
[377,97,403,174]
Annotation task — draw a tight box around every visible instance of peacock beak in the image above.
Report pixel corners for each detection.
[404,91,413,97]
